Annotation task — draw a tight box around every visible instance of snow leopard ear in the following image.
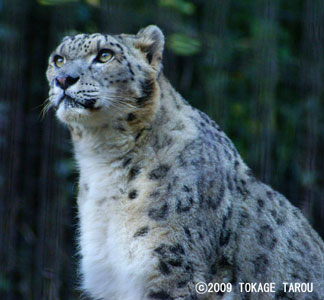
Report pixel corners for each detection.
[135,25,164,71]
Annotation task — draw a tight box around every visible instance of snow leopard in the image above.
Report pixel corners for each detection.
[46,25,324,300]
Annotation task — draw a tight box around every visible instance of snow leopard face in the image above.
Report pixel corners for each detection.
[46,26,164,127]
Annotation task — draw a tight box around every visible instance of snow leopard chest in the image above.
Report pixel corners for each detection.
[77,169,155,300]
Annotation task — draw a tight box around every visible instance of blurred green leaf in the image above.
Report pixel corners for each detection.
[231,103,246,117]
[159,0,195,15]
[0,273,10,291]
[85,0,100,7]
[55,159,75,178]
[0,26,18,41]
[38,0,78,6]
[300,171,317,188]
[168,33,201,56]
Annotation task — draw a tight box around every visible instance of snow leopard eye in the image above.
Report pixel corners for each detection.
[53,55,65,68]
[95,49,114,63]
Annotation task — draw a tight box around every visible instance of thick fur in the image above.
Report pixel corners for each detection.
[46,26,324,300]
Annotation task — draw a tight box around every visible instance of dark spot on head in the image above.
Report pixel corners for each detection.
[122,157,132,167]
[276,217,285,226]
[275,290,289,300]
[148,290,171,300]
[266,190,274,199]
[126,61,135,76]
[154,244,167,256]
[176,200,191,213]
[239,211,250,226]
[136,78,155,105]
[158,260,170,275]
[149,164,170,180]
[270,209,277,218]
[254,254,269,276]
[133,226,149,238]
[226,172,233,191]
[148,203,168,221]
[236,185,246,196]
[97,197,107,205]
[210,261,218,275]
[168,258,182,267]
[127,113,136,121]
[257,199,265,208]
[270,237,277,249]
[128,189,138,199]
[184,227,191,239]
[287,239,294,249]
[219,229,231,246]
[135,129,144,141]
[219,255,232,268]
[149,190,160,198]
[185,263,194,273]
[261,224,273,231]
[182,185,191,192]
[146,52,153,64]
[293,209,301,219]
[301,239,311,251]
[169,243,185,255]
[177,280,188,288]
[115,125,125,132]
[214,183,225,209]
[115,43,123,52]
[129,166,140,180]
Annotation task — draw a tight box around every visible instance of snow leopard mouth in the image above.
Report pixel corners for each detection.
[57,94,99,110]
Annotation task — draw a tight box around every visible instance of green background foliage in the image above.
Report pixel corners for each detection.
[0,0,323,299]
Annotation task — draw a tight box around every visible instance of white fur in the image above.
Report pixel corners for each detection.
[75,141,156,300]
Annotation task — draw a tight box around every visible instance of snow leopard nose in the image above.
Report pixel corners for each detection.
[56,76,79,90]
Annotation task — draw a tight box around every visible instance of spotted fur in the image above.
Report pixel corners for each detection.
[46,25,324,300]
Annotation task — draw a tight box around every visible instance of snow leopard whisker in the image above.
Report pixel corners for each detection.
[100,95,139,111]
[40,97,53,119]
